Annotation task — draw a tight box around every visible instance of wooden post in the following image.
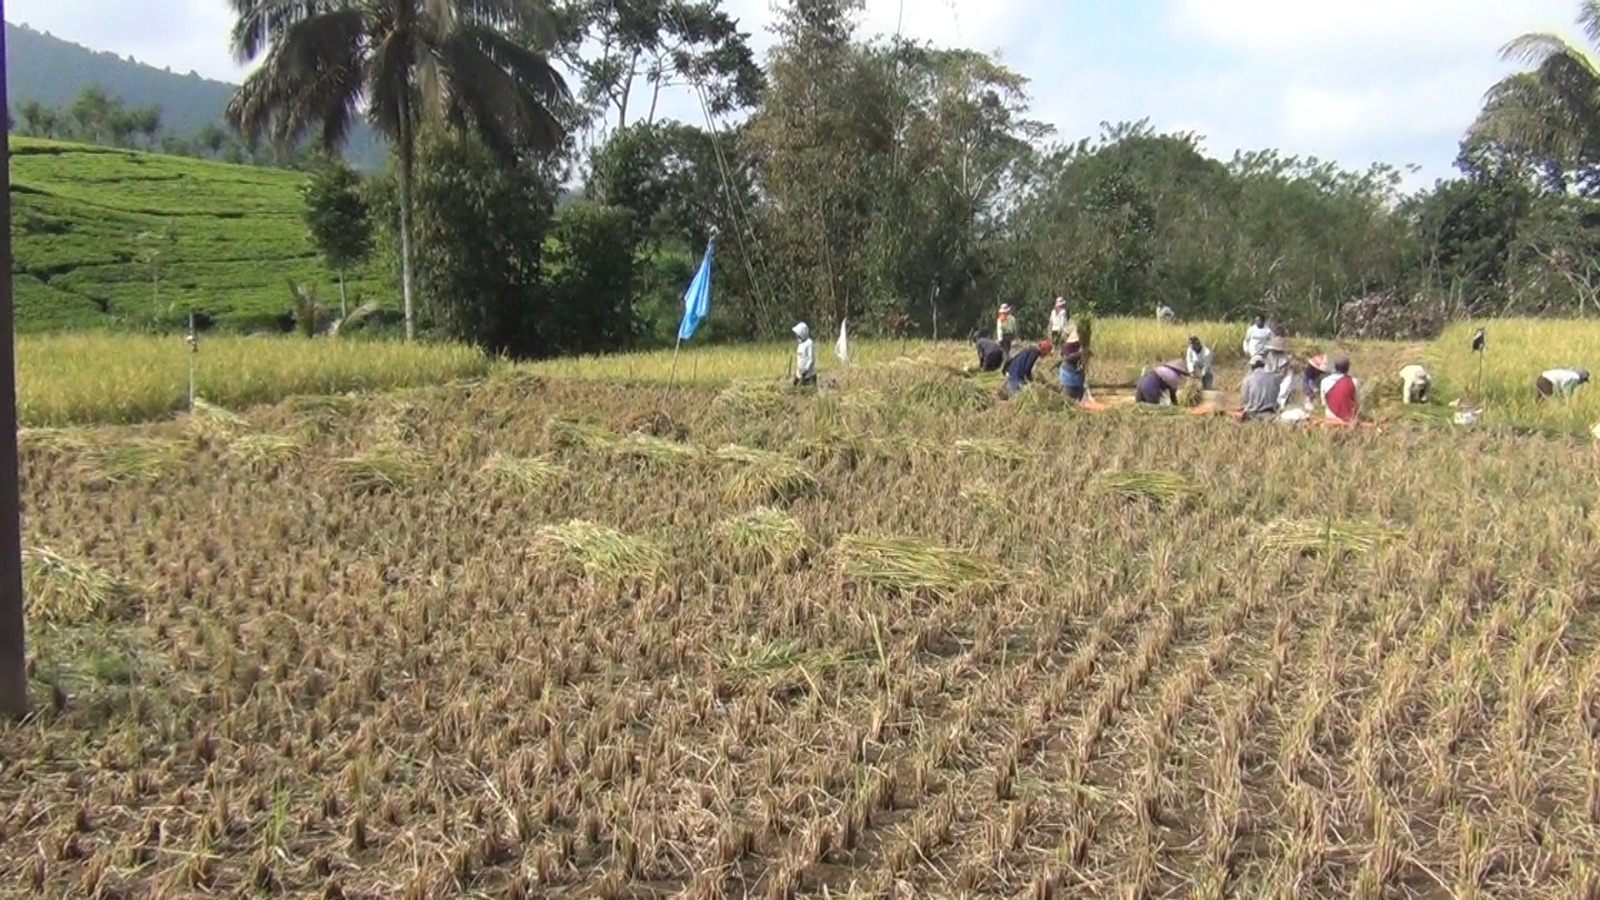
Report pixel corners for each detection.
[0,10,33,719]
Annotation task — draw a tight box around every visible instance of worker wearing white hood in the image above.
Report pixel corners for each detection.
[793,322,817,386]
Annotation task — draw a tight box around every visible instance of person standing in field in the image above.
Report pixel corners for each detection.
[1243,314,1273,359]
[995,304,1018,356]
[1057,323,1087,400]
[1535,367,1590,399]
[1320,354,1359,422]
[1003,340,1051,398]
[1399,363,1431,404]
[971,332,1005,373]
[1136,360,1187,405]
[792,322,817,387]
[1241,354,1282,420]
[1156,303,1176,324]
[1185,335,1215,390]
[1048,297,1069,345]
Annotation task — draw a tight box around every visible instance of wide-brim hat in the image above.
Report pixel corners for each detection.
[998,304,1012,313]
[1307,353,1327,370]
[1266,336,1290,353]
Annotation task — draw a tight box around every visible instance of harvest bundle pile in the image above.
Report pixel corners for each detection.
[532,519,666,581]
[612,434,703,467]
[479,452,567,492]
[227,432,304,470]
[716,507,810,568]
[545,418,618,452]
[954,438,1034,463]
[835,533,1002,600]
[23,545,137,624]
[715,444,820,504]
[1094,469,1198,507]
[716,380,788,415]
[1257,517,1405,557]
[328,444,431,492]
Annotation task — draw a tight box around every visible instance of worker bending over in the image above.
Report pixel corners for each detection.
[1536,368,1590,400]
[1136,360,1187,405]
[1004,340,1051,397]
[1399,364,1430,403]
[971,333,1005,372]
[1240,354,1281,420]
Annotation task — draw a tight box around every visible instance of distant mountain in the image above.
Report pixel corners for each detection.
[3,22,387,170]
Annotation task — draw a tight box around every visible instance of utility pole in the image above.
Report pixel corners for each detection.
[0,3,32,719]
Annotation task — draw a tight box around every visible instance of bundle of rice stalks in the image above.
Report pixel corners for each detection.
[532,520,666,582]
[328,444,431,492]
[185,398,246,440]
[865,434,943,465]
[795,427,865,468]
[611,434,703,467]
[545,419,618,453]
[959,480,1009,511]
[835,533,1003,600]
[227,432,305,470]
[480,452,568,491]
[283,394,355,434]
[1177,380,1204,408]
[839,389,886,411]
[1257,518,1405,558]
[80,438,186,484]
[1011,384,1074,413]
[903,375,993,413]
[716,381,788,415]
[23,546,138,624]
[18,427,94,454]
[715,444,820,503]
[716,507,810,568]
[954,438,1034,463]
[1093,470,1198,507]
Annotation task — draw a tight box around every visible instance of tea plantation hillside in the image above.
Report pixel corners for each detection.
[8,138,389,332]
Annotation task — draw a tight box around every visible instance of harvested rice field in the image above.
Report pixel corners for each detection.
[3,370,1600,899]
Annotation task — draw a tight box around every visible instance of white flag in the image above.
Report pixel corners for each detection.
[835,319,850,364]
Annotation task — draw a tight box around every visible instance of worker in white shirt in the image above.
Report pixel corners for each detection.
[792,322,816,387]
[1243,314,1273,359]
[1535,368,1589,400]
[1399,364,1430,403]
[1048,297,1069,345]
[1185,335,1215,390]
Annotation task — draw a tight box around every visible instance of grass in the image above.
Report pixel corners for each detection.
[8,138,389,332]
[1427,318,1600,435]
[8,372,1600,898]
[17,332,490,426]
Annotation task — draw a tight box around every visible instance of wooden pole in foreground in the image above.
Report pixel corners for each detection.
[0,6,33,719]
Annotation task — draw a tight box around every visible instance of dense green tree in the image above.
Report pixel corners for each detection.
[301,161,376,318]
[225,0,572,342]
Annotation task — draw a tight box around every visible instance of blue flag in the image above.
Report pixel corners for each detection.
[678,239,715,342]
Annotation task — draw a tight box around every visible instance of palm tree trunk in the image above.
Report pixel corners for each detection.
[399,131,416,342]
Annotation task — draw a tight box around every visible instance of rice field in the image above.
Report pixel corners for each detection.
[4,355,1600,897]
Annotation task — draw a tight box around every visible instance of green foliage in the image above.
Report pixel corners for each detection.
[301,161,375,315]
[540,202,640,354]
[375,131,556,356]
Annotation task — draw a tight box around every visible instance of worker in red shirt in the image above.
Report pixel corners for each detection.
[1320,355,1360,423]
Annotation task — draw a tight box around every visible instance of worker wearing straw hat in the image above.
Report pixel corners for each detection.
[1301,353,1330,411]
[1056,321,1087,400]
[1048,297,1069,345]
[995,304,1018,356]
[1136,360,1188,405]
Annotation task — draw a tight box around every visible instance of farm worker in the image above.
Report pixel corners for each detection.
[1136,360,1187,405]
[1243,314,1273,359]
[1057,324,1087,400]
[1156,303,1176,323]
[1241,354,1282,420]
[792,322,816,387]
[1265,336,1295,408]
[1535,368,1590,400]
[1320,354,1360,422]
[1004,340,1051,398]
[1185,336,1215,391]
[972,333,1005,372]
[1048,297,1069,344]
[995,304,1018,355]
[1399,364,1431,404]
[1302,354,1330,410]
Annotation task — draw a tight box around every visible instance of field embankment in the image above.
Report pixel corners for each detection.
[8,138,386,332]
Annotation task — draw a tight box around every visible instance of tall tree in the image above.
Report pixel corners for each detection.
[301,161,375,318]
[1471,0,1600,195]
[226,0,571,341]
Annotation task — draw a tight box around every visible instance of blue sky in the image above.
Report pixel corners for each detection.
[5,0,1584,188]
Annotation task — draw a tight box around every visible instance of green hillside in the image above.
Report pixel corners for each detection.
[9,138,391,332]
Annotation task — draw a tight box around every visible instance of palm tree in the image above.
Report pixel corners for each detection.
[1472,1,1600,186]
[227,0,569,341]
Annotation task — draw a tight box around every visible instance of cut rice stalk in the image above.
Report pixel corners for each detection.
[328,444,431,492]
[23,545,138,624]
[480,452,568,491]
[717,507,810,568]
[1094,470,1198,507]
[954,438,1034,463]
[835,533,1002,600]
[532,520,667,582]
[1257,518,1406,557]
